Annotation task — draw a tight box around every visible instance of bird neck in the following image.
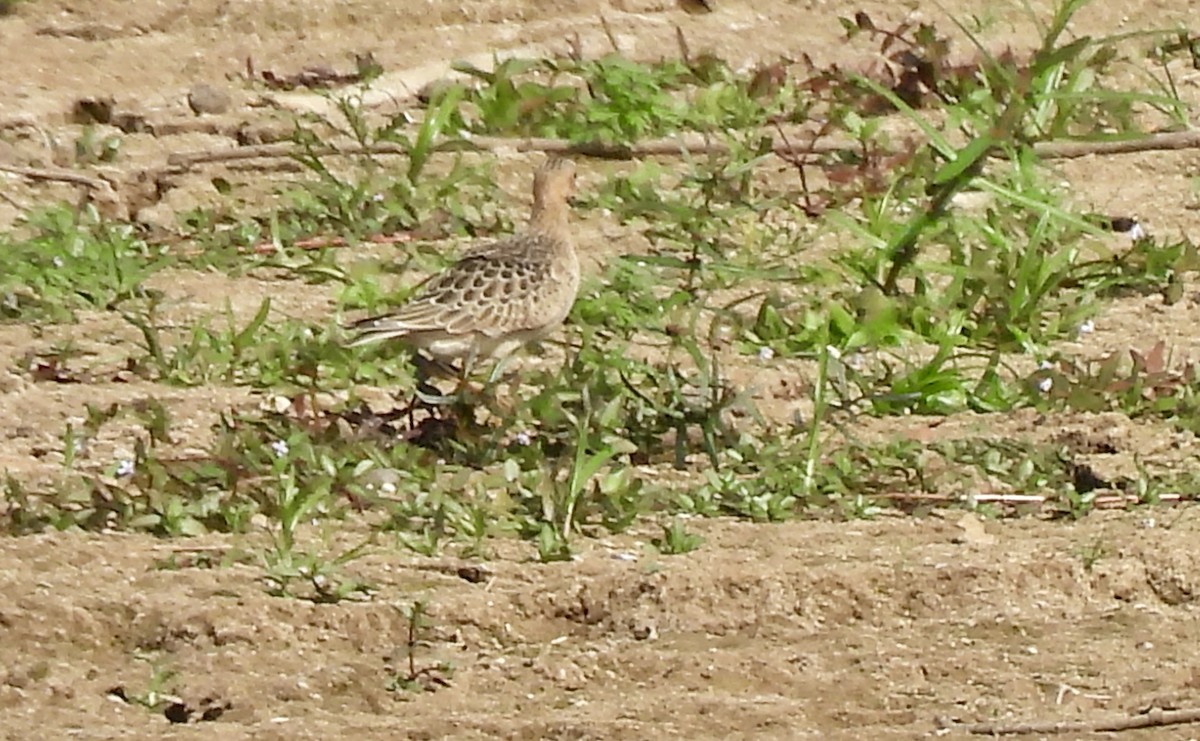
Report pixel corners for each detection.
[529,197,570,240]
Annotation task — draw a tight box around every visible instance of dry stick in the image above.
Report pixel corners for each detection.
[1035,129,1200,158]
[675,24,691,66]
[0,189,24,210]
[0,163,109,190]
[964,707,1200,736]
[772,118,841,216]
[245,231,413,255]
[161,230,415,258]
[164,130,1200,170]
[877,491,1183,510]
[599,13,623,55]
[163,135,857,167]
[152,544,232,553]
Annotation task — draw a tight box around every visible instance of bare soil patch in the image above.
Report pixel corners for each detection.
[2,0,1200,738]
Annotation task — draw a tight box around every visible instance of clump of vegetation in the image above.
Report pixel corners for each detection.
[1,0,1196,583]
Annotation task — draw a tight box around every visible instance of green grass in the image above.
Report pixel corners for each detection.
[2,0,1198,588]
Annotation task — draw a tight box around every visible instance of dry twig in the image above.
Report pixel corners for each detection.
[879,491,1184,510]
[164,129,1200,170]
[964,707,1200,736]
[244,231,413,255]
[165,134,858,169]
[0,163,110,190]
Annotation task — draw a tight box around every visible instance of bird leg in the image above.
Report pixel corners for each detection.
[408,354,460,423]
[411,348,481,412]
[451,347,483,408]
[402,349,494,438]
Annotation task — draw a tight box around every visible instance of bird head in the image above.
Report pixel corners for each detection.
[533,156,578,209]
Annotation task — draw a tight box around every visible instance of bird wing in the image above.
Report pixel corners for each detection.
[347,237,561,346]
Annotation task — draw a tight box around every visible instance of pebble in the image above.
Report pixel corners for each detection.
[187,84,232,116]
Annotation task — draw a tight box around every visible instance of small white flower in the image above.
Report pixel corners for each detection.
[115,459,135,477]
[1036,376,1053,393]
[757,346,775,362]
[270,440,290,458]
[1077,319,1095,336]
[52,256,65,268]
[515,431,533,446]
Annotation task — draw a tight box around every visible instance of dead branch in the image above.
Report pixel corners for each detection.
[151,544,231,553]
[164,129,1200,171]
[877,491,1183,510]
[168,140,407,168]
[0,163,110,190]
[165,134,856,169]
[964,706,1200,735]
[1034,130,1200,159]
[154,228,415,258]
[245,231,413,255]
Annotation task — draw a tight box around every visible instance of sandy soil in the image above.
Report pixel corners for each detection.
[2,0,1200,738]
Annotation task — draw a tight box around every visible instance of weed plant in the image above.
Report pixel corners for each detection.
[1,0,1197,576]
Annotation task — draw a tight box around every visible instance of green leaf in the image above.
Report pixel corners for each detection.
[931,134,993,186]
[233,298,271,356]
[409,85,464,181]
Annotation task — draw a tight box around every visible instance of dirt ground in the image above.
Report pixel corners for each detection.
[3,0,1200,738]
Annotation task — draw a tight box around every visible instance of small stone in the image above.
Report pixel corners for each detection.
[358,467,403,493]
[632,623,658,641]
[112,112,152,134]
[416,78,460,106]
[954,513,996,546]
[187,84,231,116]
[457,566,490,584]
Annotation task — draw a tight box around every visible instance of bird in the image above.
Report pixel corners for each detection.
[347,156,581,397]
